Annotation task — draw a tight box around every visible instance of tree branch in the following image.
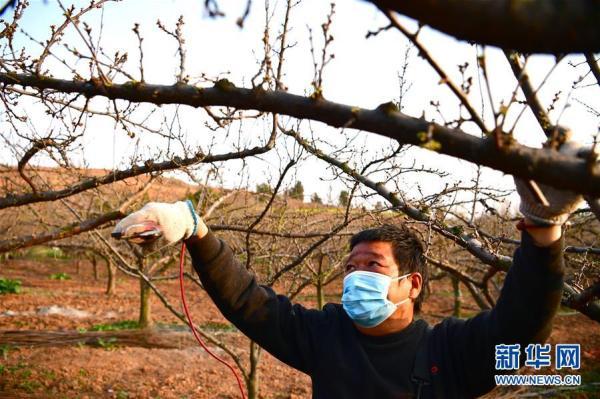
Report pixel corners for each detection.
[17,138,60,194]
[284,128,514,270]
[563,283,600,322]
[0,210,123,253]
[210,224,355,238]
[383,10,487,132]
[1,73,596,195]
[369,0,600,53]
[564,279,600,310]
[267,216,358,285]
[585,53,600,85]
[504,51,554,137]
[0,137,274,210]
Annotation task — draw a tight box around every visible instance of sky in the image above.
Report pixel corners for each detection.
[4,0,599,213]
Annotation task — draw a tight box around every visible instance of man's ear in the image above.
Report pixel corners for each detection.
[408,272,423,299]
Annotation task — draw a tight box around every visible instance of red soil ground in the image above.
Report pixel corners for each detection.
[0,256,598,398]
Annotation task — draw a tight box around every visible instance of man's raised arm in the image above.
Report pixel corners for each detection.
[430,142,586,397]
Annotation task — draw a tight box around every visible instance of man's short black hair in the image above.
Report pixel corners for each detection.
[349,223,427,313]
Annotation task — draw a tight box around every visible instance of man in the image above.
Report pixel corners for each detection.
[113,174,582,398]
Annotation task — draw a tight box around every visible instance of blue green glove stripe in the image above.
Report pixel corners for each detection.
[185,199,199,237]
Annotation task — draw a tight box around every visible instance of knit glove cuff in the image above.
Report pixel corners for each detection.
[514,141,584,226]
[517,193,578,226]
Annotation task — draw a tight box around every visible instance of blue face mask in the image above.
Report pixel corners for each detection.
[342,270,411,328]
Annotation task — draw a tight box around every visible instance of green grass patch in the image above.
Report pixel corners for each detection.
[12,320,27,328]
[18,368,32,379]
[49,272,71,281]
[41,369,56,380]
[200,321,237,333]
[0,344,13,359]
[90,320,139,331]
[95,337,118,351]
[25,246,69,260]
[0,278,21,294]
[7,362,29,373]
[17,380,41,393]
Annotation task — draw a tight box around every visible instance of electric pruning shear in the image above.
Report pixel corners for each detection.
[110,221,163,244]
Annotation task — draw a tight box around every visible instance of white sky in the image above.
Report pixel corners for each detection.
[5,0,599,212]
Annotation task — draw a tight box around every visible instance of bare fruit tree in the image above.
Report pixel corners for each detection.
[0,0,599,397]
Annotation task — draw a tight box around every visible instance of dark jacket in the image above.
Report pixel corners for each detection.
[186,231,564,398]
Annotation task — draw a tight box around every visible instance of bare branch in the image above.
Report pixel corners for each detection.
[210,224,355,238]
[565,279,600,309]
[17,138,63,193]
[245,160,296,269]
[504,51,557,138]
[0,210,123,253]
[0,137,276,210]
[563,283,600,321]
[370,0,600,53]
[383,10,487,132]
[1,72,597,195]
[585,53,600,86]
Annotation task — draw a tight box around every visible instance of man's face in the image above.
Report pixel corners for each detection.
[345,241,416,308]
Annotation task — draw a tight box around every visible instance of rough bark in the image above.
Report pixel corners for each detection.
[370,0,600,53]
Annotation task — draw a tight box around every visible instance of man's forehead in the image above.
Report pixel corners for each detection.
[348,241,393,260]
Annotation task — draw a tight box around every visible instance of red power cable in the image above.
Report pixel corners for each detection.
[179,242,247,399]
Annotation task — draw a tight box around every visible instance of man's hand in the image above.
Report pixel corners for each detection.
[515,141,585,225]
[112,200,208,244]
[514,141,585,246]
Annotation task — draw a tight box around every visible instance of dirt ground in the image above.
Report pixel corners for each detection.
[1,256,599,398]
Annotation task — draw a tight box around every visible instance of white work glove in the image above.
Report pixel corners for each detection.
[514,141,585,226]
[112,200,200,244]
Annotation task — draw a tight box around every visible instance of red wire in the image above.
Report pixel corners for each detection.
[179,242,247,399]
